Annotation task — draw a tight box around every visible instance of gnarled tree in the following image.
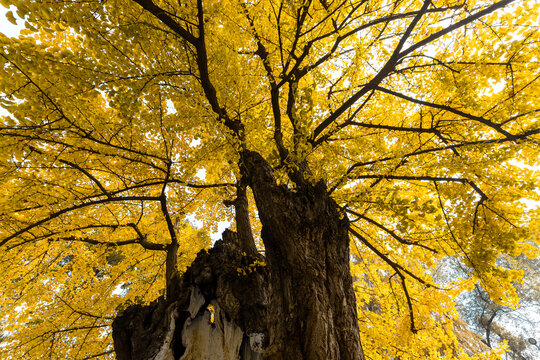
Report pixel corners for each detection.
[0,0,539,359]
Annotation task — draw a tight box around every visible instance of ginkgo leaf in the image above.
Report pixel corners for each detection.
[5,10,16,25]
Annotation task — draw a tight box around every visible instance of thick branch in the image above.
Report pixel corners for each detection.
[60,159,112,198]
[52,235,166,251]
[312,0,432,141]
[348,121,440,133]
[352,174,486,194]
[95,179,233,201]
[133,0,241,136]
[128,222,168,251]
[400,0,516,58]
[280,1,312,79]
[159,169,180,291]
[349,226,436,288]
[241,3,288,160]
[375,86,513,138]
[352,175,489,220]
[485,311,498,348]
[0,196,161,247]
[194,0,224,119]
[8,222,166,251]
[346,208,438,253]
[340,128,540,183]
[228,181,258,256]
[399,272,418,333]
[132,0,198,45]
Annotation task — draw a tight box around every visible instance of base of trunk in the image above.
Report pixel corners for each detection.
[112,231,269,360]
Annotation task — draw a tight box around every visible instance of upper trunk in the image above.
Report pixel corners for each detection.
[243,151,364,360]
[112,151,364,360]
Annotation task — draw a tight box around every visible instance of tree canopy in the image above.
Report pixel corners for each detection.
[0,0,539,359]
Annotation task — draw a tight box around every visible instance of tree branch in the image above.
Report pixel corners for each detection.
[241,2,288,161]
[132,0,198,45]
[50,236,165,251]
[159,164,180,291]
[399,0,516,58]
[339,128,539,183]
[56,295,115,320]
[346,208,438,253]
[133,0,242,137]
[349,226,437,288]
[374,86,513,138]
[312,0,433,141]
[348,121,440,133]
[0,196,161,247]
[303,4,462,76]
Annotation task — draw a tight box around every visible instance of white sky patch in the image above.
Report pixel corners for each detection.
[186,215,231,241]
[189,138,201,147]
[520,197,540,211]
[509,159,540,170]
[0,106,10,117]
[0,6,23,38]
[186,215,203,229]
[1,6,23,119]
[211,220,231,241]
[165,99,175,113]
[489,79,506,94]
[112,283,126,296]
[195,168,206,180]
[478,78,506,98]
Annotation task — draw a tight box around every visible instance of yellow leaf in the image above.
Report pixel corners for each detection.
[5,10,16,25]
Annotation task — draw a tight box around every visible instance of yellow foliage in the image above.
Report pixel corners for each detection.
[0,0,539,358]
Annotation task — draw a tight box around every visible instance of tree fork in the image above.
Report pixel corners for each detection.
[112,151,364,359]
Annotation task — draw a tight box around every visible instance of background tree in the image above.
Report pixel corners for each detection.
[0,0,539,359]
[454,253,540,360]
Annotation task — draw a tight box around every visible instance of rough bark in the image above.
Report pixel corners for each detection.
[113,231,268,360]
[242,151,364,360]
[112,151,364,360]
[232,182,258,256]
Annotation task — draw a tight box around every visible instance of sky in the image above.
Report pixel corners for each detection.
[0,5,21,38]
[0,6,21,119]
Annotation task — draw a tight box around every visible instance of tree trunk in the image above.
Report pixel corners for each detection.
[112,151,364,360]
